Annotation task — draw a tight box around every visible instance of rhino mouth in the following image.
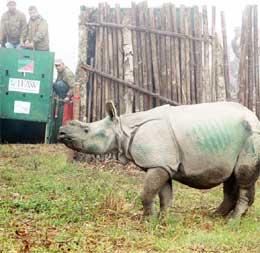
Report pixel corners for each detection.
[58,131,73,143]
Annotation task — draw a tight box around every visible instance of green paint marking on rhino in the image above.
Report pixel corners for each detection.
[192,120,250,154]
[87,144,102,154]
[95,131,107,140]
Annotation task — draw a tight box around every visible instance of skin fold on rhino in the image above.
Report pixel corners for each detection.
[58,101,260,220]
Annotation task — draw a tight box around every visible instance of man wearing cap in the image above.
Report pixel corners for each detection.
[0,0,27,48]
[53,59,77,125]
[54,59,76,101]
[24,6,49,51]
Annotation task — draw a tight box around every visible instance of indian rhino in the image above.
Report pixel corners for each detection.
[58,101,260,220]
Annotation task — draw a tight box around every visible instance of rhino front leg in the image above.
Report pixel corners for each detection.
[215,175,238,216]
[141,168,170,216]
[159,179,173,212]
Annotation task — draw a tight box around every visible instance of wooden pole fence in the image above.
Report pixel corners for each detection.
[81,64,179,106]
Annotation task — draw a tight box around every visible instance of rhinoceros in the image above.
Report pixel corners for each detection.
[58,101,260,220]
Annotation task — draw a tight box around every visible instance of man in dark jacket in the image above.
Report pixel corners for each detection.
[54,59,76,101]
[0,0,27,48]
[24,6,49,51]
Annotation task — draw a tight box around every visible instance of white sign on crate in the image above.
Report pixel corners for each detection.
[14,101,31,114]
[8,78,40,94]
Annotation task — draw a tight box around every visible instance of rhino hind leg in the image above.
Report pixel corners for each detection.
[215,175,238,216]
[230,136,260,220]
[141,168,170,216]
[159,179,173,212]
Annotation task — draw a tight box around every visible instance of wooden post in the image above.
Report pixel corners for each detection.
[159,6,168,104]
[248,6,253,110]
[122,11,134,114]
[165,4,173,102]
[238,6,250,106]
[145,5,153,109]
[189,7,195,104]
[87,58,94,122]
[202,6,210,102]
[135,4,144,111]
[172,5,181,103]
[184,7,191,104]
[253,6,260,118]
[149,8,160,106]
[221,12,231,101]
[193,6,201,103]
[179,5,186,104]
[116,4,124,115]
[211,6,217,101]
[139,2,149,110]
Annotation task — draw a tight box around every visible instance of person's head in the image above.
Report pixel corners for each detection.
[7,0,16,13]
[55,59,65,73]
[28,6,39,20]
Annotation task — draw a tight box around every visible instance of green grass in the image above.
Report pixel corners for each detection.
[1,144,260,252]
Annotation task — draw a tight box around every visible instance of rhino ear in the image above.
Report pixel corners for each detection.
[106,101,118,119]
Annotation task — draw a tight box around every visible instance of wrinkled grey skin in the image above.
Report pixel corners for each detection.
[58,101,260,220]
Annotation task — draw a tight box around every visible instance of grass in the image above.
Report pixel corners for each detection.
[1,144,260,252]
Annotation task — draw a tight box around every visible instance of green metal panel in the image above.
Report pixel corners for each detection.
[0,48,54,122]
[0,48,59,143]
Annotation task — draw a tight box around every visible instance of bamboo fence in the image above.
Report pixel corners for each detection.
[238,5,260,118]
[76,2,231,122]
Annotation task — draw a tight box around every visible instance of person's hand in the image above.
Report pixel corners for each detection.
[64,97,70,102]
[25,40,33,49]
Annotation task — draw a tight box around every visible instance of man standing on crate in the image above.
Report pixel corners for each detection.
[23,6,49,51]
[53,59,77,125]
[0,0,27,48]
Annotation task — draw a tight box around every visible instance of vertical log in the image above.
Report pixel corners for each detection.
[131,3,139,112]
[253,6,260,118]
[198,11,203,103]
[189,7,195,104]
[145,6,153,109]
[179,5,187,104]
[165,4,173,102]
[238,8,247,106]
[112,10,119,112]
[116,5,124,115]
[159,7,168,104]
[139,2,149,110]
[149,8,160,106]
[211,6,217,101]
[101,4,108,118]
[87,58,94,122]
[202,6,210,102]
[92,7,100,121]
[136,5,144,111]
[168,4,177,102]
[172,5,181,103]
[73,82,80,120]
[247,6,253,110]
[221,12,231,101]
[122,10,134,114]
[76,7,89,122]
[193,6,201,103]
[184,7,191,104]
[107,8,114,103]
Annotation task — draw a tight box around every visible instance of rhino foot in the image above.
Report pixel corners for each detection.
[215,201,236,217]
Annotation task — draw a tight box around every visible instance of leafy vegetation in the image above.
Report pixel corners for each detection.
[0,144,260,252]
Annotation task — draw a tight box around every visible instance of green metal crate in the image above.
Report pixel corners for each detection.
[0,48,60,143]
